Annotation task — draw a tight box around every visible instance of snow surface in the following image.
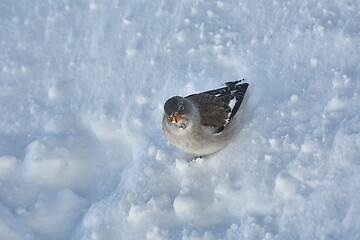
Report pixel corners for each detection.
[1,0,360,239]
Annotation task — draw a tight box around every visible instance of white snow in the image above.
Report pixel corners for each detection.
[1,0,360,239]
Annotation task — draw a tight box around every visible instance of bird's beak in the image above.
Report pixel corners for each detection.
[171,113,182,123]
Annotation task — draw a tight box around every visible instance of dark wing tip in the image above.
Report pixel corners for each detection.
[228,82,249,120]
[224,78,245,87]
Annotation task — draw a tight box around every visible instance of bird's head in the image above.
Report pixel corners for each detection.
[164,96,192,128]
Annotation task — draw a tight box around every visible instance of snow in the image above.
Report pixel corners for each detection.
[0,0,359,239]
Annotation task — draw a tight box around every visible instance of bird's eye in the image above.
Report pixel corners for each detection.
[179,105,184,111]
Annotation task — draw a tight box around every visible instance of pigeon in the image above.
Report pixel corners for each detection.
[162,80,249,157]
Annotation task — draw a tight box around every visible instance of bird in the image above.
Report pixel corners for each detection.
[162,80,249,157]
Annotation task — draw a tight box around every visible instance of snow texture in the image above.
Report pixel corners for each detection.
[0,0,360,239]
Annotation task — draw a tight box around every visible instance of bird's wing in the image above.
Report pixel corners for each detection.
[186,93,231,129]
[186,81,249,132]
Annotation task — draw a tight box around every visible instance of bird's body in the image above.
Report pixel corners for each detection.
[162,80,249,157]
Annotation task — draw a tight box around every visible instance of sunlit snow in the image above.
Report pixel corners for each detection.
[1,0,359,239]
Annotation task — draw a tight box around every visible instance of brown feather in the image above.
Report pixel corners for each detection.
[185,81,249,130]
[186,94,231,128]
